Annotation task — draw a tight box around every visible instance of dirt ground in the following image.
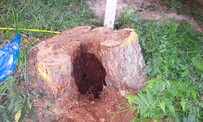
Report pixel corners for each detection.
[54,87,135,122]
[88,0,202,31]
[27,86,135,122]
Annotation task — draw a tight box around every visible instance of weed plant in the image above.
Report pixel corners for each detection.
[159,0,203,25]
[0,0,96,37]
[117,10,203,121]
[0,0,96,121]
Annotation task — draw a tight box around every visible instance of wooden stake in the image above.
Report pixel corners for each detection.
[104,0,117,28]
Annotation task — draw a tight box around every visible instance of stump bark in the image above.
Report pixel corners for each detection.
[35,26,147,98]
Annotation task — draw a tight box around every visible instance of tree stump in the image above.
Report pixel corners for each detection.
[35,26,147,99]
[28,26,147,121]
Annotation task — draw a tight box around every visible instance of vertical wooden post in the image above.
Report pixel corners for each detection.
[104,0,117,28]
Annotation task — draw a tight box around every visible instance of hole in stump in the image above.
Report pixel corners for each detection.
[73,45,106,99]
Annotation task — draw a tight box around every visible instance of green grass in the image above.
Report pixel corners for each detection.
[0,0,97,37]
[116,9,203,121]
[0,1,203,122]
[0,0,97,121]
[159,0,203,26]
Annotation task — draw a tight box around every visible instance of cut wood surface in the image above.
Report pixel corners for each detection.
[35,26,147,98]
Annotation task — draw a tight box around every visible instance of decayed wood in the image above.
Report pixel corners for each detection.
[35,26,147,98]
[100,29,146,90]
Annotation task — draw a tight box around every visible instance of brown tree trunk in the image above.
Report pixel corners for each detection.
[34,26,147,98]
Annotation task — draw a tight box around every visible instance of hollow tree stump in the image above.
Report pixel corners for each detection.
[35,26,147,98]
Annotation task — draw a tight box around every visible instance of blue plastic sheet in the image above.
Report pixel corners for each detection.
[0,34,22,82]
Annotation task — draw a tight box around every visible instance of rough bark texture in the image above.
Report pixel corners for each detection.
[35,26,146,98]
[100,28,146,90]
[28,26,147,121]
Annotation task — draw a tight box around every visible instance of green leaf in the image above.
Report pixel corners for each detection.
[159,101,166,113]
[15,109,21,122]
[183,114,196,122]
[27,99,32,110]
[134,95,144,105]
[139,94,148,105]
[126,95,137,104]
[192,55,203,71]
[180,99,186,111]
[0,84,6,90]
[191,90,198,104]
[146,90,154,104]
[169,105,175,116]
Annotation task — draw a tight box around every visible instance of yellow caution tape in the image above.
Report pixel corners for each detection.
[0,27,60,34]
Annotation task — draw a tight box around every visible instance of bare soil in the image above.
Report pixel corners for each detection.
[54,87,135,122]
[88,0,202,31]
[27,86,135,122]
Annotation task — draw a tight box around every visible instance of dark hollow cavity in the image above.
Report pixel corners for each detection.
[73,45,106,99]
